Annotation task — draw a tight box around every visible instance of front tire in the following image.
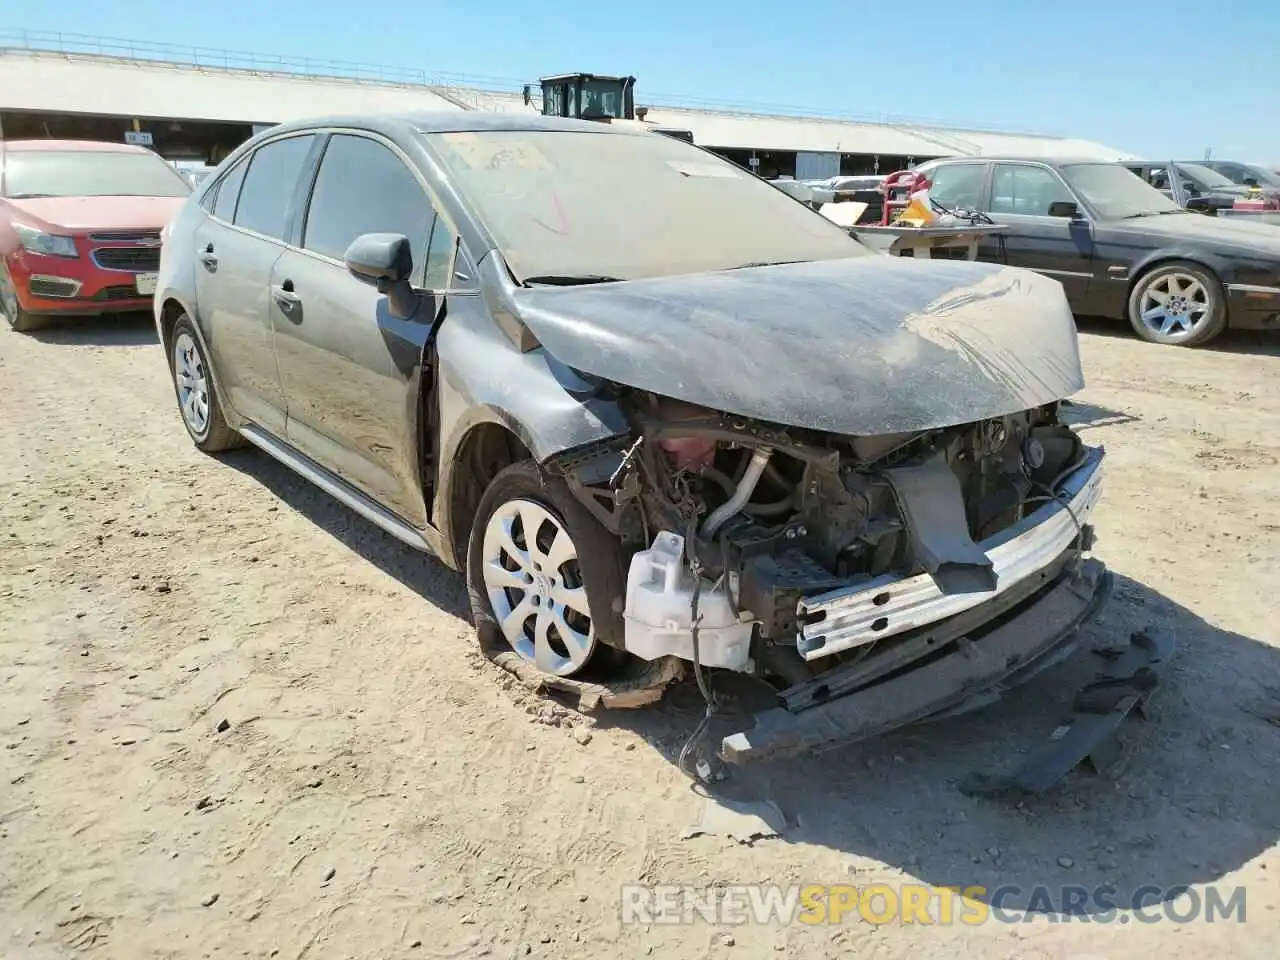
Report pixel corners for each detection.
[1,263,47,333]
[1127,261,1227,347]
[169,314,242,452]
[466,460,627,678]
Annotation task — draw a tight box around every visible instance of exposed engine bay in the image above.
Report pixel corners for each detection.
[548,389,1104,698]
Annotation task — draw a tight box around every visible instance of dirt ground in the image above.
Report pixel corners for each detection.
[2,314,1278,960]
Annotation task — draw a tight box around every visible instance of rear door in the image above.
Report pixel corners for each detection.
[978,162,1094,305]
[193,134,317,436]
[271,131,459,528]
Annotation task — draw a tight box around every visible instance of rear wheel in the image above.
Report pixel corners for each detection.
[1,263,47,333]
[1127,261,1227,347]
[169,314,243,452]
[466,460,627,678]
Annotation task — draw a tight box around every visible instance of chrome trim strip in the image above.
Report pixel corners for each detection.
[88,231,162,243]
[1035,268,1093,279]
[28,274,83,298]
[1225,283,1280,296]
[238,424,430,552]
[796,446,1105,661]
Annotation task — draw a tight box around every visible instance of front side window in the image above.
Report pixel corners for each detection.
[2,150,191,199]
[581,79,624,118]
[1174,162,1236,192]
[925,162,987,210]
[424,129,869,282]
[233,135,316,241]
[988,164,1075,216]
[302,134,434,269]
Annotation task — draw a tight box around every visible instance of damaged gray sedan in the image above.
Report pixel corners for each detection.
[156,112,1132,776]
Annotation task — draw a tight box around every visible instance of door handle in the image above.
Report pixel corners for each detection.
[198,242,218,271]
[271,282,301,315]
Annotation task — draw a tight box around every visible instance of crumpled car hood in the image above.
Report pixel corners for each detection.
[512,256,1083,436]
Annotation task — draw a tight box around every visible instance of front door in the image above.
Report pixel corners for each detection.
[271,132,458,529]
[978,162,1094,306]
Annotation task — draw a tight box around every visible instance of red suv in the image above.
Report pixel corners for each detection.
[1,139,192,332]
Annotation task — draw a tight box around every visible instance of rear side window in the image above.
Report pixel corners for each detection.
[211,157,249,221]
[303,134,433,268]
[234,135,316,240]
[927,163,987,210]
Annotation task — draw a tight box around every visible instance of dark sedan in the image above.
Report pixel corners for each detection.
[914,156,1280,346]
[1123,160,1275,214]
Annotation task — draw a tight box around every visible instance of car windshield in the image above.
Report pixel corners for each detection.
[1060,163,1185,219]
[1220,163,1280,187]
[424,129,871,282]
[1176,162,1238,190]
[1244,165,1280,186]
[3,150,192,199]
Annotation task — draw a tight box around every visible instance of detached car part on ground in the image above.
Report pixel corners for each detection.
[156,114,1164,786]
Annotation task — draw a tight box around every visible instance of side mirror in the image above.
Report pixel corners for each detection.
[1186,196,1213,213]
[1047,201,1080,219]
[344,232,419,319]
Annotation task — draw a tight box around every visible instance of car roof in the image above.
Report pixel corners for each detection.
[922,155,1126,167]
[1177,158,1256,166]
[0,138,155,154]
[262,110,657,141]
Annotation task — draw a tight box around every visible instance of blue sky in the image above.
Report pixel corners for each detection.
[6,0,1279,160]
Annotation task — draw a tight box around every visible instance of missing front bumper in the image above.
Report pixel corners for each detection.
[795,446,1105,661]
[721,557,1113,764]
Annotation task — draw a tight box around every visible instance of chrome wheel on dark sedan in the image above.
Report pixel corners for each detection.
[1127,262,1227,347]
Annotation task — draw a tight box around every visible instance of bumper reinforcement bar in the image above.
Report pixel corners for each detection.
[720,559,1112,767]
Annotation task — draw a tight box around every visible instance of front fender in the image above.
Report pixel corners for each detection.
[431,296,631,562]
[434,298,630,466]
[1127,246,1237,289]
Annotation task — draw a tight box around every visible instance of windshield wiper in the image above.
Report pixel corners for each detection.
[1119,209,1187,219]
[7,193,56,199]
[523,274,622,287]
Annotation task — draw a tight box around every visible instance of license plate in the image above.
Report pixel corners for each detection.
[135,272,158,296]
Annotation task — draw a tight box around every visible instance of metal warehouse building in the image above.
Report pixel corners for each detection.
[0,32,1134,179]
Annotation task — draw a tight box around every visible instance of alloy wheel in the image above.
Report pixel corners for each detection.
[1138,271,1213,341]
[479,498,596,676]
[173,331,211,436]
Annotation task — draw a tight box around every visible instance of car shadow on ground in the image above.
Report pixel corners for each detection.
[21,311,159,347]
[605,571,1280,916]
[218,445,1280,917]
[1077,315,1280,358]
[1060,398,1141,432]
[217,447,472,620]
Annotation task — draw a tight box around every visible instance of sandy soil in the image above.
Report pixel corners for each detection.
[2,314,1278,960]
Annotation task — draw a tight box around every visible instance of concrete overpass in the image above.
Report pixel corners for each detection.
[0,33,1134,176]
